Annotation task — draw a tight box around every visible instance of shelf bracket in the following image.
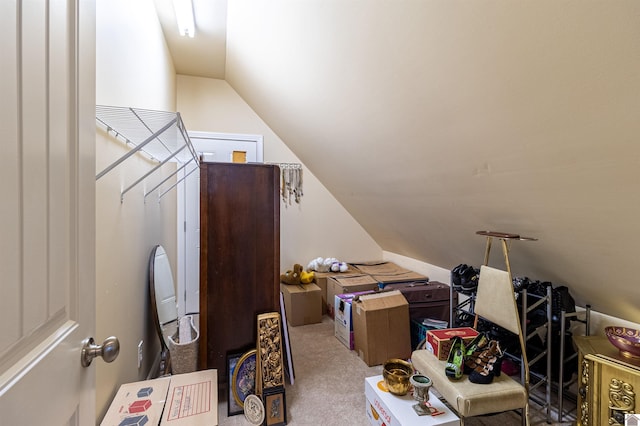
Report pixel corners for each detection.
[95,105,200,202]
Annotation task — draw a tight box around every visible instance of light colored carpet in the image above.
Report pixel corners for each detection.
[218,316,574,425]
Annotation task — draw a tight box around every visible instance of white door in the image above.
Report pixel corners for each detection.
[0,1,97,424]
[177,132,263,316]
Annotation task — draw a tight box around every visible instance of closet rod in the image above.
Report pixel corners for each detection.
[96,117,177,180]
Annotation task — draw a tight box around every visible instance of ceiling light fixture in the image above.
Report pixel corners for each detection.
[173,0,195,38]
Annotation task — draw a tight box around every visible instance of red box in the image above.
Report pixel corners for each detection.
[426,327,479,360]
[129,399,152,413]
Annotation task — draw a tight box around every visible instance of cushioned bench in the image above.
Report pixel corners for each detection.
[411,349,527,418]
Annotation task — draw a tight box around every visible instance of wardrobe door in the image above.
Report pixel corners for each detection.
[199,162,280,377]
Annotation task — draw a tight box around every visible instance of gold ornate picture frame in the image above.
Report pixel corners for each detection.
[256,312,285,394]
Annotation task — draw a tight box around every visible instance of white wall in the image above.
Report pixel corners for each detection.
[223,0,640,325]
[176,76,382,270]
[385,251,640,337]
[95,0,177,421]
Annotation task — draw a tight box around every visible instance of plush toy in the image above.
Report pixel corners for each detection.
[307,257,332,272]
[330,261,348,273]
[307,257,347,273]
[306,257,320,272]
[280,263,303,285]
[300,270,315,284]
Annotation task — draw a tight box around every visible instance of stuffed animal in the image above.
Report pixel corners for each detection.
[280,263,303,285]
[307,257,332,272]
[330,261,348,273]
[300,270,315,284]
[307,257,347,273]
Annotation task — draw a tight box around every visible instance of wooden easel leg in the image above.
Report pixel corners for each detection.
[501,238,512,278]
[483,237,492,266]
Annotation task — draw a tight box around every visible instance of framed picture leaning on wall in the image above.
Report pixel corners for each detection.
[262,385,286,426]
[227,352,244,416]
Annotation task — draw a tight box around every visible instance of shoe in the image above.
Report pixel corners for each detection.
[460,266,479,293]
[451,264,467,291]
[512,276,530,293]
[465,332,488,356]
[463,333,489,375]
[445,336,465,380]
[469,340,504,384]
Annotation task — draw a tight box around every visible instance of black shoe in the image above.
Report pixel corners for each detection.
[469,340,504,384]
[460,266,479,293]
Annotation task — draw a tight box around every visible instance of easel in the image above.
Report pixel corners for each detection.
[475,230,539,425]
[476,230,537,277]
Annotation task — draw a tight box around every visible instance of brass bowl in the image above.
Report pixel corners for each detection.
[605,326,640,359]
[382,358,414,396]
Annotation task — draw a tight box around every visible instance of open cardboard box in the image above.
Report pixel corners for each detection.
[326,274,379,318]
[280,283,322,326]
[353,290,411,366]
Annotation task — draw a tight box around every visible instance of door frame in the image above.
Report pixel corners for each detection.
[176,132,264,316]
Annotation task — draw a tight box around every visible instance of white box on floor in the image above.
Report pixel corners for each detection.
[334,290,376,349]
[101,377,171,426]
[101,370,218,426]
[364,375,459,426]
[161,369,218,425]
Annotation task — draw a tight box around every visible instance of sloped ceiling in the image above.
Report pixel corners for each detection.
[155,0,640,324]
[153,0,227,78]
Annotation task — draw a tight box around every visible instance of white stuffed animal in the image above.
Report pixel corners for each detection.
[307,257,347,273]
[331,261,348,273]
[307,257,326,272]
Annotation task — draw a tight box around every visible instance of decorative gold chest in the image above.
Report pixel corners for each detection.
[575,336,640,426]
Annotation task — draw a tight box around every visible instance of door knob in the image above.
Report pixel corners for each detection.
[81,336,120,367]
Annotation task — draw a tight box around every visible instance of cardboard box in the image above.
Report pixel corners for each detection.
[326,274,379,319]
[351,261,428,286]
[334,290,377,349]
[102,370,219,426]
[280,283,322,326]
[352,290,411,366]
[314,267,359,314]
[426,327,479,360]
[161,369,218,425]
[351,261,411,275]
[101,377,171,426]
[364,375,459,426]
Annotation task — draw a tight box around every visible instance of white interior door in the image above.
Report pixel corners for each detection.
[177,132,263,316]
[0,1,97,424]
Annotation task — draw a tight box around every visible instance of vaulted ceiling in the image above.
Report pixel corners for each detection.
[154,0,640,324]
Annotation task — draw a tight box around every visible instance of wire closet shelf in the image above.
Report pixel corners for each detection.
[95,105,200,202]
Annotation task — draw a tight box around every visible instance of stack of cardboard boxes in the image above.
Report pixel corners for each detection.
[280,261,451,367]
[279,261,463,425]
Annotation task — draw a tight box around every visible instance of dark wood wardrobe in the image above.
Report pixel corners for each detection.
[198,162,280,379]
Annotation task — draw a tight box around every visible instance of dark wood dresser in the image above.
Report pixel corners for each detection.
[199,162,280,379]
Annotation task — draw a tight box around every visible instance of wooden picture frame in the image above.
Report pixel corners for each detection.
[279,291,295,385]
[227,352,244,416]
[262,386,287,426]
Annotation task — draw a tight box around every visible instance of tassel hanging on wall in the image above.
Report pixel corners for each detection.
[273,163,303,206]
